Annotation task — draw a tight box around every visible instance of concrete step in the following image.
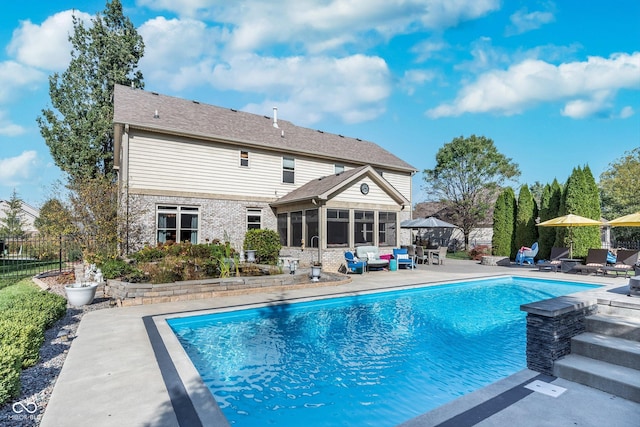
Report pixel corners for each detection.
[553,354,640,403]
[596,304,640,319]
[586,314,640,341]
[571,332,640,370]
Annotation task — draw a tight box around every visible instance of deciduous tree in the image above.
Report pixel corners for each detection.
[600,148,640,241]
[422,135,520,248]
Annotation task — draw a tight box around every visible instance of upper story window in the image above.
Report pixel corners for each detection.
[240,150,249,167]
[334,164,345,174]
[283,157,295,183]
[247,208,262,230]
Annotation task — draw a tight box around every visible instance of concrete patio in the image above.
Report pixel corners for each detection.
[39,258,640,426]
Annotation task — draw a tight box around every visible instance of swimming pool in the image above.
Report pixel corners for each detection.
[167,276,599,426]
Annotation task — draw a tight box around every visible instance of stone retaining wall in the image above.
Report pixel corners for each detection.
[520,296,598,375]
[105,271,350,307]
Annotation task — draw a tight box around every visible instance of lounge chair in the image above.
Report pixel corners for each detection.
[536,247,569,272]
[344,251,366,274]
[573,249,609,275]
[516,242,538,265]
[393,248,416,269]
[431,246,447,265]
[601,249,639,278]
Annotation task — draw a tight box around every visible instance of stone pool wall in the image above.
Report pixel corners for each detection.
[520,296,598,375]
[105,271,350,307]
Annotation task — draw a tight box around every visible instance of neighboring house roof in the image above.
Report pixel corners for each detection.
[0,200,39,232]
[112,84,417,173]
[271,165,410,207]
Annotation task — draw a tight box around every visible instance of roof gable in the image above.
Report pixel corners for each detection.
[113,84,416,173]
[271,165,409,206]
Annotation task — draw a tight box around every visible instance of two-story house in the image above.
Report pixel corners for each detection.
[113,84,417,270]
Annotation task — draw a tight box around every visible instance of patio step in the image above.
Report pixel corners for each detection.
[553,355,640,403]
[553,311,640,403]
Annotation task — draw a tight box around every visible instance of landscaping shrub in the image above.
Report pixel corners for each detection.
[243,229,281,264]
[99,258,135,280]
[0,280,67,404]
[130,245,166,263]
[0,347,21,403]
[468,245,491,260]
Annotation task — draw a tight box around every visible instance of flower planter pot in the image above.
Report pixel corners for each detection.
[246,250,257,263]
[64,282,98,306]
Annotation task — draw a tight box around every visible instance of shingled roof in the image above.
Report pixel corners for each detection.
[113,84,416,173]
[272,165,409,206]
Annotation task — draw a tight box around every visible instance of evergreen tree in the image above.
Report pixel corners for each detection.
[514,184,538,253]
[0,190,27,238]
[538,179,562,259]
[561,166,601,258]
[491,187,516,257]
[37,0,144,185]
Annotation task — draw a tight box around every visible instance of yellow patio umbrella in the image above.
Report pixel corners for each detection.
[537,214,603,258]
[607,211,640,227]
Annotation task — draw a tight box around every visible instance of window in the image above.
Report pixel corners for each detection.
[277,213,288,246]
[354,210,374,245]
[327,209,349,247]
[283,157,295,183]
[247,208,262,230]
[378,211,397,246]
[305,209,319,247]
[334,164,345,174]
[240,150,249,167]
[291,211,303,247]
[157,206,199,244]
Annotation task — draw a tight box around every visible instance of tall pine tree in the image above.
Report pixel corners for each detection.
[491,187,516,257]
[514,184,538,254]
[37,0,144,185]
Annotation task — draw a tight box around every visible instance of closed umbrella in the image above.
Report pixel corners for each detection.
[607,211,640,227]
[537,214,603,258]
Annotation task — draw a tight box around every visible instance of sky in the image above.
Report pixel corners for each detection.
[0,0,638,208]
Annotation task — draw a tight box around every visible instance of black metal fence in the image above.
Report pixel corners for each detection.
[0,235,85,280]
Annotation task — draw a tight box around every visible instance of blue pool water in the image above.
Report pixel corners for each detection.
[167,277,599,426]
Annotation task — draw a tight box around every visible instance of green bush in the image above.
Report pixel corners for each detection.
[0,280,67,404]
[99,259,135,279]
[243,229,281,264]
[0,346,21,403]
[0,318,43,368]
[130,245,166,263]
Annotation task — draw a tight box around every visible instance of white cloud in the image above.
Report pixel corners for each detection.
[7,10,91,71]
[411,39,449,63]
[0,111,26,136]
[138,16,224,70]
[214,54,392,124]
[427,52,640,118]
[507,7,555,36]
[620,106,634,119]
[0,151,38,184]
[137,0,500,53]
[400,69,437,95]
[0,61,44,103]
